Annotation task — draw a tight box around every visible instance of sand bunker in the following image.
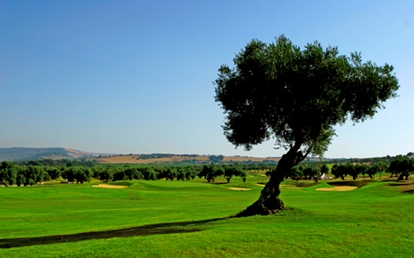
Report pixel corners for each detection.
[229,187,251,191]
[92,184,127,189]
[316,186,357,191]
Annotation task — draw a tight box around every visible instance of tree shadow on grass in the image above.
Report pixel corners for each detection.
[387,181,414,194]
[0,217,229,249]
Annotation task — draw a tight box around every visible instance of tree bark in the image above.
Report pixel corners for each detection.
[236,143,305,217]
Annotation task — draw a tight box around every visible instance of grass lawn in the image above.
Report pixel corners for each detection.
[0,176,413,257]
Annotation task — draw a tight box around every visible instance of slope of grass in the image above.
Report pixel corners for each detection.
[0,178,413,257]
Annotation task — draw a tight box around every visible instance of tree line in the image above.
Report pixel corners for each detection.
[257,158,413,183]
[0,161,254,187]
[1,157,412,187]
[329,157,413,181]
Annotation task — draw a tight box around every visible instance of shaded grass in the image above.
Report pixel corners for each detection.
[387,180,414,193]
[328,179,375,188]
[0,218,230,248]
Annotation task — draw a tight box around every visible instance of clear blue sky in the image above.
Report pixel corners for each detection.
[1,0,413,158]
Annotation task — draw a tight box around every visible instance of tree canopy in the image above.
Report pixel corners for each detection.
[214,35,399,216]
[215,35,399,159]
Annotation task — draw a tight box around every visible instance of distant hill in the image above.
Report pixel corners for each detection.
[0,147,100,161]
[0,148,281,164]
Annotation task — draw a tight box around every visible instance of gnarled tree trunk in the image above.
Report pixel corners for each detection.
[237,144,305,217]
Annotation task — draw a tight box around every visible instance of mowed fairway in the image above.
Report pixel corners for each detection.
[1,178,414,257]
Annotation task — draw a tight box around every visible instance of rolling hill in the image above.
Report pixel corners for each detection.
[0,147,100,161]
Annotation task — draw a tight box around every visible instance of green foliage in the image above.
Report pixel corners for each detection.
[303,167,319,180]
[134,167,157,181]
[214,35,399,158]
[389,156,414,180]
[223,165,245,183]
[289,166,304,180]
[198,164,216,182]
[21,166,47,186]
[208,155,224,163]
[320,164,329,175]
[331,164,347,180]
[15,173,26,187]
[0,161,17,186]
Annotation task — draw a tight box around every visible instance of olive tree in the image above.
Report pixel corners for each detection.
[214,35,399,216]
[224,165,245,183]
[0,161,17,186]
[389,157,413,180]
[331,164,347,180]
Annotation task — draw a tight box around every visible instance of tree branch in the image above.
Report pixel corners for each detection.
[300,144,314,163]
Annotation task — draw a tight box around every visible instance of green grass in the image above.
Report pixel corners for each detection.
[0,177,413,257]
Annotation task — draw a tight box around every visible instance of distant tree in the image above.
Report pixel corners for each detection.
[215,35,399,215]
[20,166,47,186]
[371,161,388,180]
[198,164,221,183]
[126,167,143,180]
[45,166,61,180]
[320,164,329,178]
[389,156,404,178]
[164,167,178,180]
[16,173,26,187]
[62,167,76,183]
[155,167,168,180]
[0,161,17,186]
[365,166,376,179]
[389,157,413,180]
[92,166,104,179]
[289,166,303,180]
[98,166,116,182]
[224,165,245,183]
[177,168,187,181]
[198,164,212,182]
[237,170,246,182]
[212,166,225,182]
[0,161,16,186]
[303,167,320,182]
[184,166,198,180]
[331,164,347,180]
[353,164,369,180]
[208,155,225,163]
[75,167,93,183]
[398,159,414,180]
[113,169,127,181]
[142,167,157,180]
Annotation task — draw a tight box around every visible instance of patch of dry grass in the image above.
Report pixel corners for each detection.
[92,184,127,189]
[96,155,280,164]
[316,186,357,191]
[96,155,209,164]
[222,156,280,162]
